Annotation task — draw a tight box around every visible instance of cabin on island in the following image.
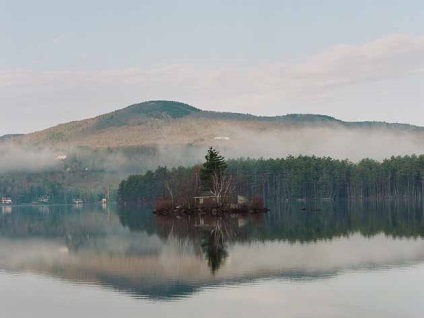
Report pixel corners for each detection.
[193,193,247,208]
[1,198,12,205]
[193,192,217,207]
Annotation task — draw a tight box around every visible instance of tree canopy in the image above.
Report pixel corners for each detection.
[117,153,424,205]
[200,147,227,190]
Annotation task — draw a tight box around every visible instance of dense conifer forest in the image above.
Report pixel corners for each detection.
[118,154,424,204]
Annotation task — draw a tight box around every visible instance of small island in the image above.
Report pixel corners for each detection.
[118,147,268,216]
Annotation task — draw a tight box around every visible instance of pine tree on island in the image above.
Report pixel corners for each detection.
[200,147,227,191]
[200,147,233,208]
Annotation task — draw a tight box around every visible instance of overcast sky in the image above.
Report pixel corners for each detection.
[1,0,424,135]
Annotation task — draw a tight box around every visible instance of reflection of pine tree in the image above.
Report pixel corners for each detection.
[203,240,228,275]
[200,147,227,191]
[201,220,229,274]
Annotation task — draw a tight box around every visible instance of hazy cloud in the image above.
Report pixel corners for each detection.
[283,33,424,99]
[0,144,59,173]
[0,33,424,134]
[3,33,424,89]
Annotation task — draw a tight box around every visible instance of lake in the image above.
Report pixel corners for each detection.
[0,200,423,317]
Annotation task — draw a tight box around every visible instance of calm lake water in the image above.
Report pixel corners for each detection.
[1,200,424,317]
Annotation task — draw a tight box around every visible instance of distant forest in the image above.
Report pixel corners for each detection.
[118,154,424,204]
[2,153,424,205]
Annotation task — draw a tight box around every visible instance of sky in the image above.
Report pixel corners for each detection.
[1,0,424,135]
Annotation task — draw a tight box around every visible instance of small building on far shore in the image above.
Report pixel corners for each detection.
[1,197,12,205]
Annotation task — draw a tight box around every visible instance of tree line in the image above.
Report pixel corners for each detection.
[0,170,118,204]
[118,154,424,204]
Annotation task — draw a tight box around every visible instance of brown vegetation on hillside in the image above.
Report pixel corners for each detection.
[5,100,424,162]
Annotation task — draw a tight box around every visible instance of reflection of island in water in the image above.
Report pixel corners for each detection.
[0,200,424,300]
[119,204,265,274]
[153,214,264,274]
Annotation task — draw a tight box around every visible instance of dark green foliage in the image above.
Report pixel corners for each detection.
[117,166,200,206]
[0,169,116,204]
[124,100,200,118]
[226,154,424,200]
[95,100,200,130]
[200,147,227,190]
[118,154,424,204]
[191,111,424,132]
[190,111,341,124]
[275,114,340,124]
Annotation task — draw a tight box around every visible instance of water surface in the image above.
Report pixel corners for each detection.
[1,200,423,317]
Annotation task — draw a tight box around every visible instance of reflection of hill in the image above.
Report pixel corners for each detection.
[2,234,424,301]
[1,201,424,300]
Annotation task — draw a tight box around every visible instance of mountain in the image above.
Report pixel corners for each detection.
[6,100,424,161]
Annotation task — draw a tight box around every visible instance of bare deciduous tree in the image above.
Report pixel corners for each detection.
[210,172,234,208]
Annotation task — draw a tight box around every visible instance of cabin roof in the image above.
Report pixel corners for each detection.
[193,191,216,198]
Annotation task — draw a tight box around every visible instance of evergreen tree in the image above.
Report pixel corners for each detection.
[200,147,227,190]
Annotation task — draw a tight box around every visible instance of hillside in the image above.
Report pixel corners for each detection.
[0,134,24,141]
[94,100,201,130]
[9,100,424,151]
[2,100,424,204]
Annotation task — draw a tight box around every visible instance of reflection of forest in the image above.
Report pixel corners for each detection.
[118,199,424,273]
[119,199,424,244]
[0,200,424,300]
[264,199,424,241]
[0,199,422,257]
[1,200,424,244]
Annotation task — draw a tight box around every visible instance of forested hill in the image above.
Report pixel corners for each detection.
[8,100,424,149]
[94,100,201,130]
[0,134,24,141]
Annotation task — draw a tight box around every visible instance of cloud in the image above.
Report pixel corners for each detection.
[283,33,424,97]
[3,33,424,93]
[0,33,424,134]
